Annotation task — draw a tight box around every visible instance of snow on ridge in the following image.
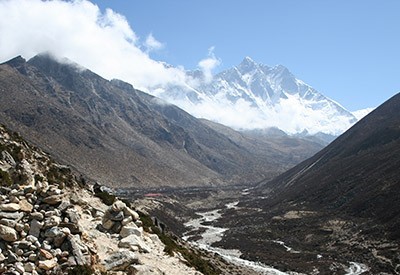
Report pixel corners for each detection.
[152,57,360,136]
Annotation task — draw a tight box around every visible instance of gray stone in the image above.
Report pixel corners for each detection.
[0,224,18,242]
[29,219,43,238]
[103,250,139,271]
[0,218,16,227]
[0,211,24,221]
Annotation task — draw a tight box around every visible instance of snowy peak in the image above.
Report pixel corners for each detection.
[153,57,358,136]
[237,56,260,73]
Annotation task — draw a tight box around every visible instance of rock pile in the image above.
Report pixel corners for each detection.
[0,176,93,274]
[0,125,203,275]
[101,200,151,254]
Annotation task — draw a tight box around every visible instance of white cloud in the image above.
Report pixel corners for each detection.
[145,33,164,52]
[197,46,220,83]
[0,0,187,91]
[352,107,375,120]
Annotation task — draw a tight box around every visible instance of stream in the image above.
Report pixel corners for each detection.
[182,201,369,275]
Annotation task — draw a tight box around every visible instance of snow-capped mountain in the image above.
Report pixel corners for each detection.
[154,57,358,136]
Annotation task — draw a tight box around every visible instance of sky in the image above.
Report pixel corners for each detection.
[91,0,400,111]
[0,0,398,114]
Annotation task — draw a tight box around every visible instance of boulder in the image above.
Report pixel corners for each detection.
[0,224,18,241]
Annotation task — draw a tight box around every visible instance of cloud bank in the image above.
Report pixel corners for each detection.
[0,0,187,91]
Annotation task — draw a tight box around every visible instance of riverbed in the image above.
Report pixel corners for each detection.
[182,201,369,275]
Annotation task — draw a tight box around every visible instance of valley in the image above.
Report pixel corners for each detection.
[1,53,399,274]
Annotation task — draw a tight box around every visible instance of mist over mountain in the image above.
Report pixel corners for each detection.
[154,57,358,136]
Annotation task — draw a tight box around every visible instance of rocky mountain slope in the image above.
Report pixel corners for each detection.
[0,124,262,275]
[202,93,400,274]
[156,57,357,135]
[0,54,322,189]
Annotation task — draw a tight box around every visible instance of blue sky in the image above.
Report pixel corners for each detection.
[92,0,400,111]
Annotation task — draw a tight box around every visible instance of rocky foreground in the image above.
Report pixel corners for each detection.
[0,124,256,275]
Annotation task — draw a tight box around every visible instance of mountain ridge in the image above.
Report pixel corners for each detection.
[0,54,322,189]
[154,57,358,135]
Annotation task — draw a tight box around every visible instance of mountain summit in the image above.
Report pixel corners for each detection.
[155,57,357,136]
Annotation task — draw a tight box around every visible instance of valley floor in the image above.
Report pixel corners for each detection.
[120,185,399,275]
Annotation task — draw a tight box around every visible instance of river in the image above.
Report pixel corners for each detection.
[182,201,369,275]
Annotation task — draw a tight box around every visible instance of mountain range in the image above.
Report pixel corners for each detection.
[0,54,322,189]
[154,57,359,136]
